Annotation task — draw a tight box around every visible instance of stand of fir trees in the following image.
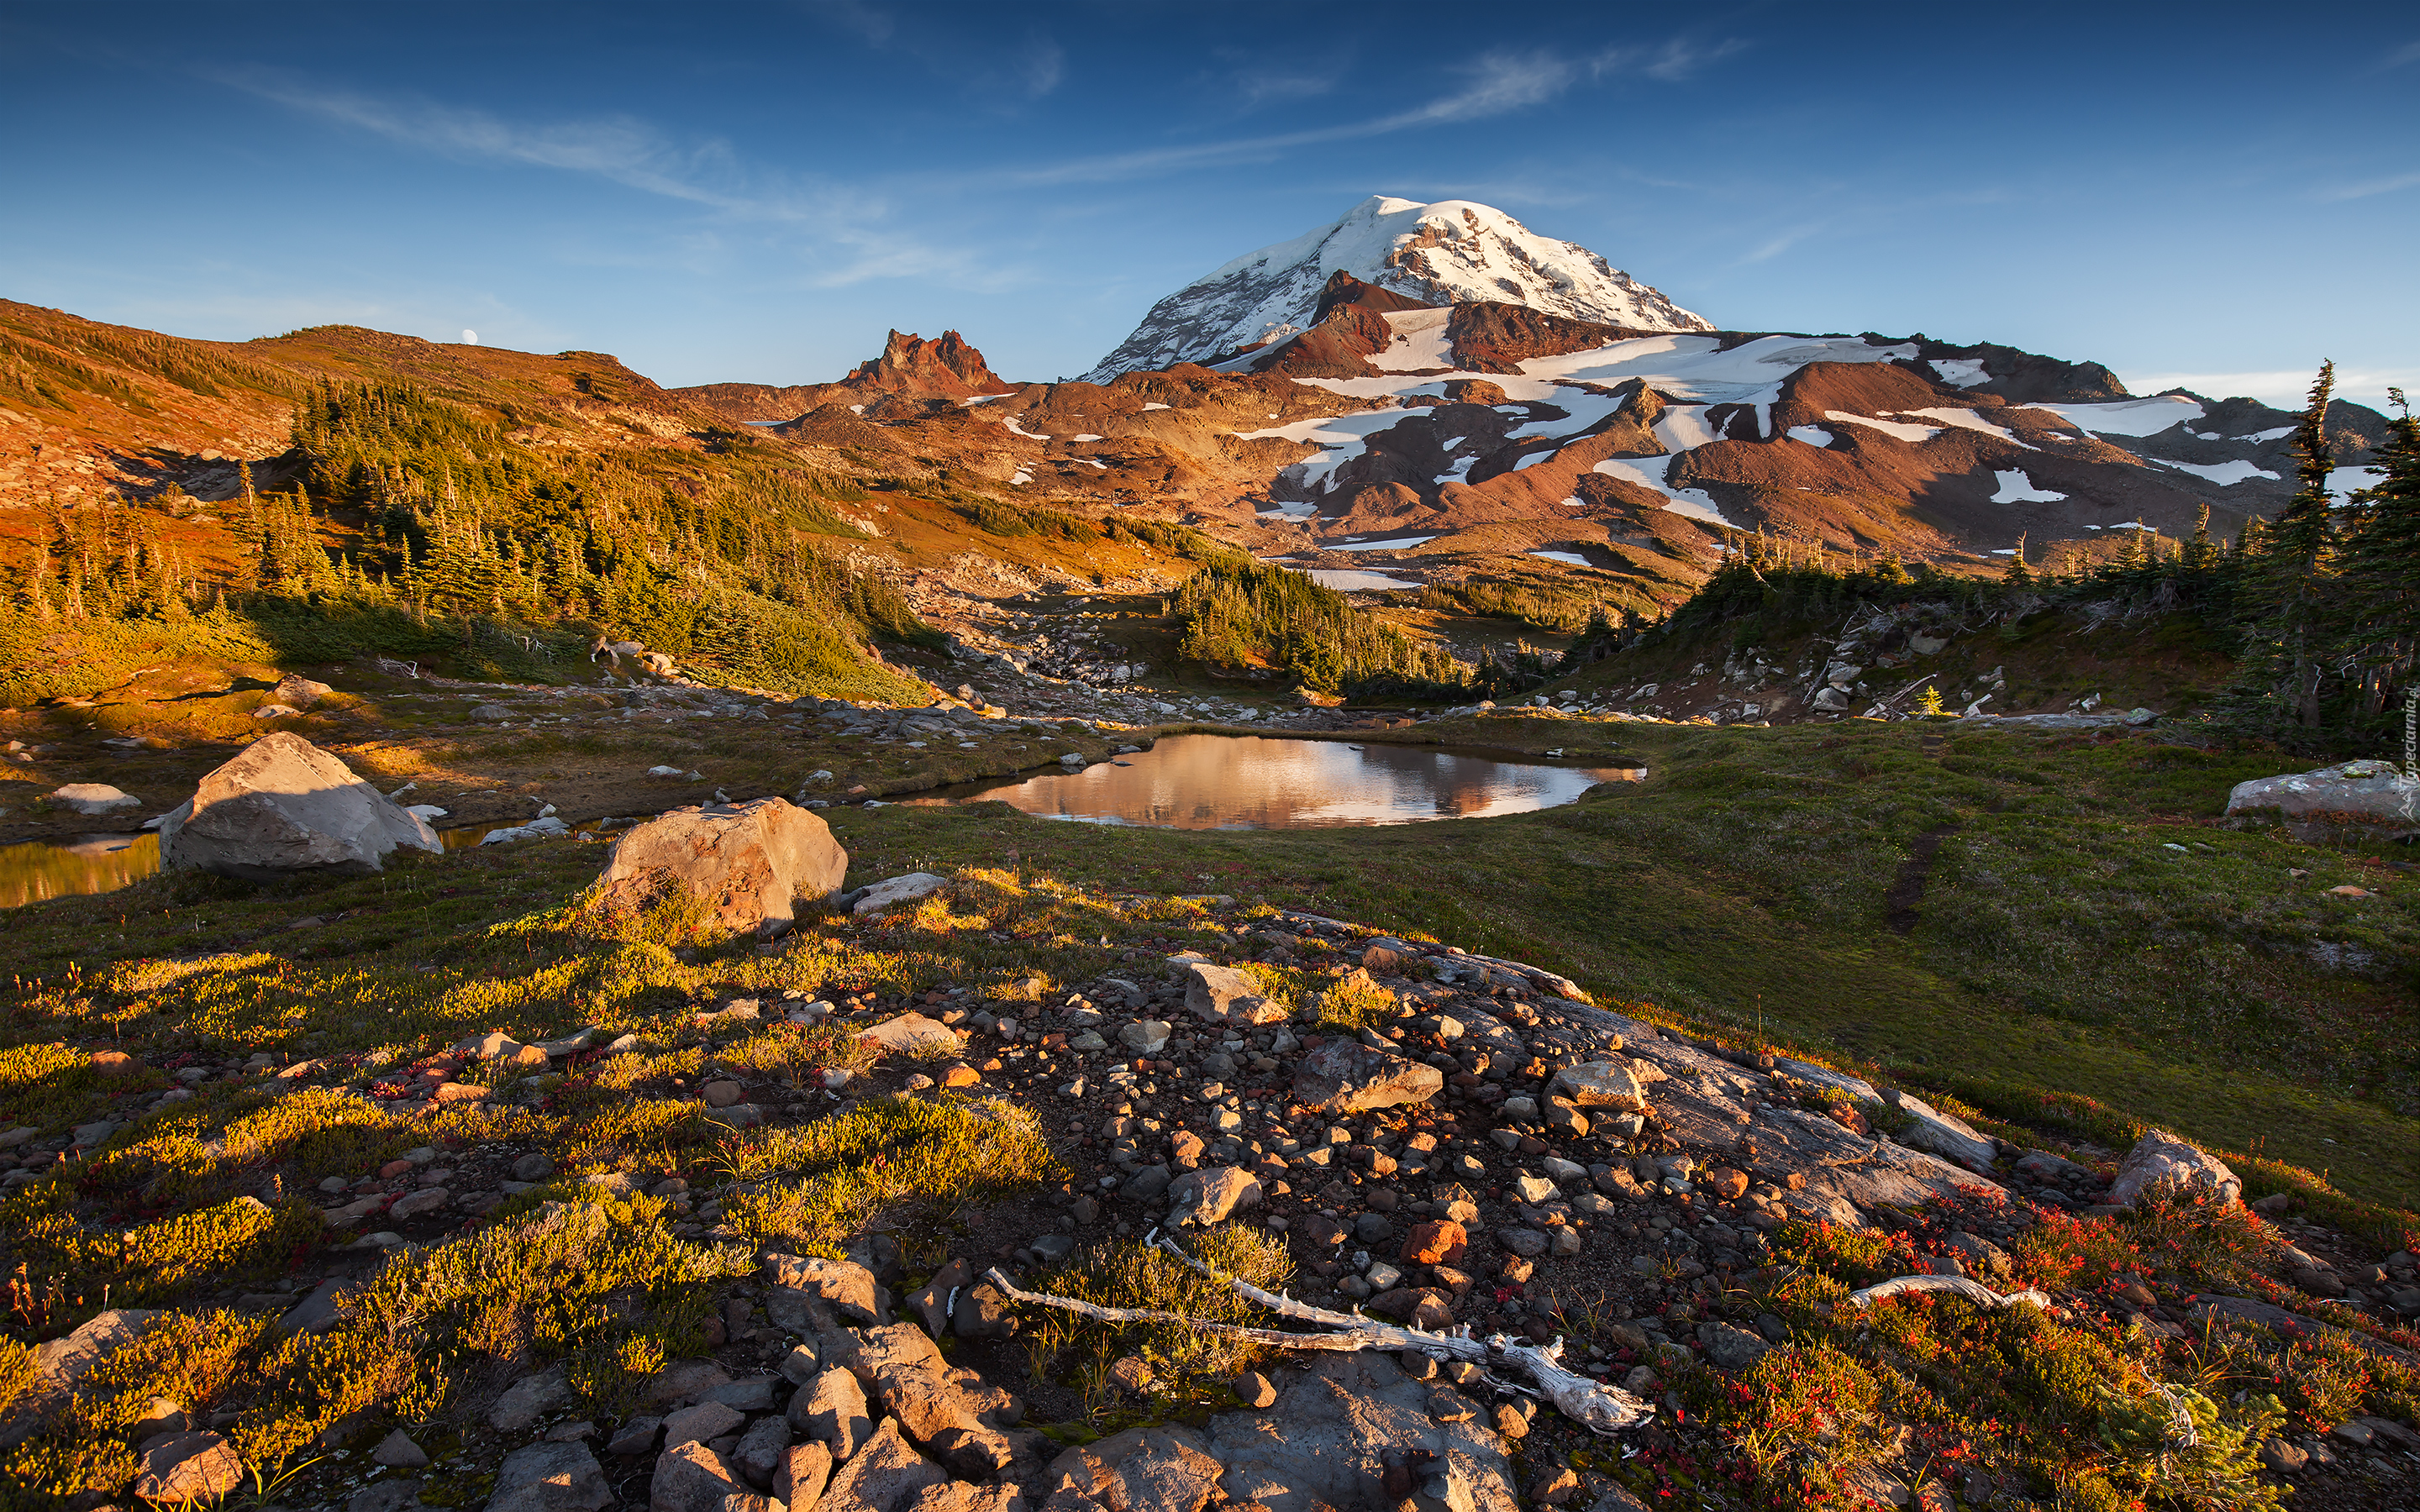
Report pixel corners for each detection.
[0,379,944,702]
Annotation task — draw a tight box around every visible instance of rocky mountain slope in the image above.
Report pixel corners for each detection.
[1084,197,1712,382]
[0,239,2391,682]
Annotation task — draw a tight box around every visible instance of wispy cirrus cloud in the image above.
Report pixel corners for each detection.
[211,71,1001,287]
[2314,168,2420,202]
[1597,36,1752,83]
[993,41,1740,188]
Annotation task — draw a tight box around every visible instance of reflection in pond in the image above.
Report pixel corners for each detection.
[0,817,618,907]
[911,734,1642,829]
[0,833,160,908]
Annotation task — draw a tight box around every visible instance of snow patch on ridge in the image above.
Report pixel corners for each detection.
[1372,308,1454,372]
[1990,470,2066,503]
[1590,455,1739,529]
[2149,458,2279,487]
[2022,396,2203,437]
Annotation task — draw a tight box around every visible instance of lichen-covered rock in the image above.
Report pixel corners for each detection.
[1200,1353,1520,1512]
[2109,1130,2241,1208]
[599,797,846,937]
[160,732,439,880]
[0,1307,163,1449]
[488,1364,570,1432]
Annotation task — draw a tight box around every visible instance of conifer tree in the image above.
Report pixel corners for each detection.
[2263,363,2341,727]
[2334,387,2420,717]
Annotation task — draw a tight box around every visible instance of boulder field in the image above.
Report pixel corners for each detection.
[43,902,2387,1512]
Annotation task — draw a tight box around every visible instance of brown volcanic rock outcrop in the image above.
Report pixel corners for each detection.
[1310,270,1437,324]
[1255,305,1401,379]
[841,330,1013,399]
[1446,302,1648,374]
[676,330,1014,423]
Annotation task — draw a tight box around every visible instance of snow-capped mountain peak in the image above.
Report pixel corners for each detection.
[1084,195,1709,381]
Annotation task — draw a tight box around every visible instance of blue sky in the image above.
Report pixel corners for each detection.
[3,2,2416,407]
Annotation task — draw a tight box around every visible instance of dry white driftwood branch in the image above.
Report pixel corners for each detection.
[979,1239,1653,1436]
[1845,1273,2049,1310]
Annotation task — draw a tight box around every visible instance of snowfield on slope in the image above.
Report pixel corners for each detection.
[1240,333,1916,529]
[1085,195,1711,380]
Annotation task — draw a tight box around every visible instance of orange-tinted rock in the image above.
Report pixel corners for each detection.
[598,797,846,939]
[1401,1219,1469,1268]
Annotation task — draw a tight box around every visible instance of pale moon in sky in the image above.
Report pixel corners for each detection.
[462,328,478,344]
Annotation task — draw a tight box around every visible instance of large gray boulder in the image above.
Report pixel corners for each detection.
[160,732,439,880]
[2227,760,2420,826]
[599,797,846,937]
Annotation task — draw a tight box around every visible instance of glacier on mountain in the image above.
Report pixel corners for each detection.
[1084,195,1709,381]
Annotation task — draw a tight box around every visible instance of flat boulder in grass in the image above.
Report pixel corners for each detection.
[273,673,334,708]
[2109,1130,2242,1208]
[2226,760,2420,825]
[853,871,950,916]
[160,732,439,880]
[598,796,846,938]
[1292,1039,1443,1114]
[50,783,141,815]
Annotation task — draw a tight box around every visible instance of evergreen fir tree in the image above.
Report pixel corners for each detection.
[2334,387,2420,717]
[2263,363,2341,727]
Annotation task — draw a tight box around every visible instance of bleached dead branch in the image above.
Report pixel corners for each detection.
[979,1237,1654,1436]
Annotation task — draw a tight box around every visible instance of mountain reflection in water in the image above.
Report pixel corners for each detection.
[916,734,1642,829]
